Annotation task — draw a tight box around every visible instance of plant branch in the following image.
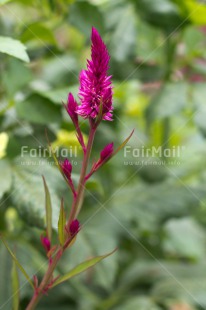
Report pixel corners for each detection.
[67,125,96,225]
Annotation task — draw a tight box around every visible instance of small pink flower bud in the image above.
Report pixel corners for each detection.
[61,159,72,179]
[64,93,85,152]
[40,235,51,252]
[69,219,80,236]
[84,142,114,181]
[65,93,78,124]
[100,142,114,161]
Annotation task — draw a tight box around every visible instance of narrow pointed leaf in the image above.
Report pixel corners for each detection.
[45,131,72,187]
[42,176,52,241]
[58,199,66,246]
[0,236,34,288]
[50,145,72,189]
[11,259,20,310]
[52,248,117,287]
[113,129,134,157]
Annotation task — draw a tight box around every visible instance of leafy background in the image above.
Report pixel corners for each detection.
[1,0,206,309]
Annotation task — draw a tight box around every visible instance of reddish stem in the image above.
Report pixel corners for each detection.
[67,126,96,225]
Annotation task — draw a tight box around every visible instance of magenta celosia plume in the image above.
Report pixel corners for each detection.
[77,27,113,121]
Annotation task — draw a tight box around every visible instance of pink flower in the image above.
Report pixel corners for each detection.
[69,219,80,236]
[65,93,78,125]
[40,236,51,252]
[100,142,114,161]
[77,27,113,121]
[61,159,72,180]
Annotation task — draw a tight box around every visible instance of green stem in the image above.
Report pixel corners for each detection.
[68,126,96,224]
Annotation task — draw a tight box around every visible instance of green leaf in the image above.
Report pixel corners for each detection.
[0,243,12,309]
[45,136,74,194]
[151,265,206,307]
[11,259,20,310]
[36,86,78,105]
[11,156,63,229]
[59,209,119,289]
[52,248,117,287]
[85,179,104,196]
[21,23,56,45]
[163,217,206,259]
[108,3,137,62]
[16,94,62,124]
[58,199,66,246]
[0,236,34,289]
[183,26,206,57]
[113,130,134,157]
[110,181,206,233]
[0,36,29,62]
[0,0,12,6]
[146,82,187,123]
[46,140,67,184]
[113,296,161,310]
[42,176,52,241]
[40,55,78,87]
[69,1,104,38]
[121,259,206,307]
[132,0,185,31]
[2,58,32,97]
[184,0,206,25]
[0,160,12,200]
[193,83,206,136]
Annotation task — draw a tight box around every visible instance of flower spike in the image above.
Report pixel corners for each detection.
[77,27,113,122]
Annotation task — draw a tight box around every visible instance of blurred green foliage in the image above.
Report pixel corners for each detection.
[1,0,206,309]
